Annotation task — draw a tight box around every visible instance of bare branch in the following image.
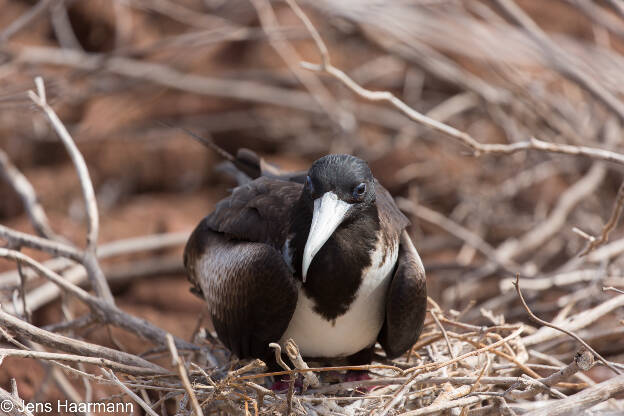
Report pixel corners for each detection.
[0,0,55,45]
[284,338,319,391]
[0,150,59,240]
[0,247,198,351]
[0,386,34,416]
[603,286,624,295]
[102,370,160,416]
[28,77,114,305]
[287,1,624,166]
[514,274,621,375]
[28,77,98,252]
[0,348,164,376]
[166,334,203,416]
[0,224,82,261]
[0,308,166,374]
[580,180,624,256]
[494,0,624,123]
[522,374,624,416]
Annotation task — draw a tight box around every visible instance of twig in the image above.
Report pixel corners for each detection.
[251,0,353,131]
[398,199,515,272]
[0,231,189,287]
[494,0,624,123]
[522,374,624,416]
[0,308,166,374]
[514,274,621,374]
[0,347,163,376]
[269,343,295,414]
[0,386,34,416]
[102,370,160,416]
[580,180,624,256]
[28,77,114,305]
[378,370,444,416]
[0,224,83,261]
[288,0,624,166]
[430,311,455,359]
[496,163,606,263]
[0,150,58,240]
[166,334,203,416]
[284,339,319,391]
[522,292,624,346]
[0,247,199,351]
[508,350,594,399]
[0,0,55,45]
[603,286,624,295]
[398,394,489,416]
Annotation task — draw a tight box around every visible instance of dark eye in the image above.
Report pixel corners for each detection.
[305,175,314,193]
[353,183,366,199]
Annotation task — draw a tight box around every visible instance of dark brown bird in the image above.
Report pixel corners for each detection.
[184,152,426,372]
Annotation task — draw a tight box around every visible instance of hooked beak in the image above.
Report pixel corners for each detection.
[302,192,350,282]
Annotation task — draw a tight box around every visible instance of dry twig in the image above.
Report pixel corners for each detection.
[514,274,621,375]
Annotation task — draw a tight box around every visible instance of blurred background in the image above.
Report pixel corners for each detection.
[1,0,624,411]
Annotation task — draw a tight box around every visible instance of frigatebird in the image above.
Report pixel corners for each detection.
[184,150,427,373]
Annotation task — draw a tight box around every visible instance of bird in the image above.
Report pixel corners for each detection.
[184,151,427,377]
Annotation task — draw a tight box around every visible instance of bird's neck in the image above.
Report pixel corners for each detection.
[289,201,380,320]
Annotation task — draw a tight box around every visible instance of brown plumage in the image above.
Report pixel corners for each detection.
[184,152,426,365]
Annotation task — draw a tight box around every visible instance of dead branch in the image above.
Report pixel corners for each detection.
[603,286,624,295]
[0,0,55,45]
[580,180,624,256]
[522,374,624,416]
[250,0,353,131]
[494,0,624,123]
[166,334,204,416]
[508,349,594,399]
[0,247,198,351]
[0,224,83,261]
[284,338,319,390]
[291,0,624,167]
[28,77,114,304]
[102,369,160,416]
[0,348,163,376]
[0,385,34,416]
[0,150,58,240]
[0,308,166,374]
[514,275,621,375]
[522,293,624,346]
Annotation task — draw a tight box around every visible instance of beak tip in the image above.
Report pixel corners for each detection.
[301,264,308,283]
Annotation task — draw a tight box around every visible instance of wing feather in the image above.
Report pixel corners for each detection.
[184,177,301,360]
[378,231,427,359]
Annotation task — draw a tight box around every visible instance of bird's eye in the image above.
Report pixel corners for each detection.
[305,175,314,193]
[353,183,367,199]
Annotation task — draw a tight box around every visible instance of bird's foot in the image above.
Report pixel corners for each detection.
[270,375,303,393]
[344,371,375,394]
[344,370,372,382]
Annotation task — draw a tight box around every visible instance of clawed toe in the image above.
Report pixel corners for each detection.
[271,375,303,392]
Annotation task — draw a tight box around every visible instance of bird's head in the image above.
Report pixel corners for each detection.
[300,154,376,281]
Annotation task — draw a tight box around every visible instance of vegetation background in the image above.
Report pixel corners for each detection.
[1,0,624,414]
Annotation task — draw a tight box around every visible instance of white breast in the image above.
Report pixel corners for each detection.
[280,236,398,357]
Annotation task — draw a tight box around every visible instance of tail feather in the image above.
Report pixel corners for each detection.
[172,123,307,185]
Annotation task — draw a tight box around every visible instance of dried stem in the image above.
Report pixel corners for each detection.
[166,334,204,416]
[28,77,114,304]
[514,274,621,374]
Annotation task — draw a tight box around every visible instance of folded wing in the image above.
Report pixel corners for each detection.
[184,177,302,360]
[377,231,427,359]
